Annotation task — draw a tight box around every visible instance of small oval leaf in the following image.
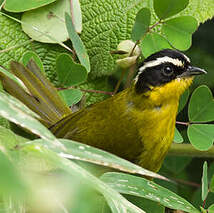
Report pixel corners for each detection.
[173,128,183,143]
[162,16,198,50]
[178,89,189,113]
[58,89,83,106]
[154,0,189,20]
[188,85,214,122]
[187,124,214,151]
[56,53,88,87]
[202,161,208,201]
[131,8,151,41]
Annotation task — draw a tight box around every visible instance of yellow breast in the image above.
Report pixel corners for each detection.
[128,77,193,171]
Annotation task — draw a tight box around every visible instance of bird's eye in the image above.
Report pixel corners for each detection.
[162,66,174,77]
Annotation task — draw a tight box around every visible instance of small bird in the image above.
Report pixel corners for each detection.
[0,49,206,172]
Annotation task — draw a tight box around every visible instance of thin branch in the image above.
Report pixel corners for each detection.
[172,177,200,188]
[176,121,190,126]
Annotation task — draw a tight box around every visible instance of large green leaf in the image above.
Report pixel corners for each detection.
[187,124,214,151]
[21,0,70,43]
[154,0,189,19]
[101,172,199,213]
[162,16,198,50]
[188,85,214,122]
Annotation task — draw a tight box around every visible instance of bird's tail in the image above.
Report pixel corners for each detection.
[0,60,71,128]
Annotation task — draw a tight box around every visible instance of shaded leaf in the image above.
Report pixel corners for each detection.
[131,8,151,41]
[154,0,189,19]
[21,0,70,43]
[187,124,214,151]
[188,85,214,122]
[65,12,90,72]
[173,128,183,143]
[178,89,189,113]
[141,33,171,57]
[58,89,83,106]
[56,53,87,86]
[101,172,199,213]
[163,156,192,174]
[22,51,44,73]
[4,0,57,12]
[202,161,208,201]
[210,175,214,193]
[162,16,198,50]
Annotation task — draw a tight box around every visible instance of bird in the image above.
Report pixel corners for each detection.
[0,49,206,172]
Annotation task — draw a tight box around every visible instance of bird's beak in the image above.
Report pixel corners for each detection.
[178,66,207,78]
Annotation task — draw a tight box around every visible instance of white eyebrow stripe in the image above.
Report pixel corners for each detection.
[182,54,190,63]
[139,56,184,73]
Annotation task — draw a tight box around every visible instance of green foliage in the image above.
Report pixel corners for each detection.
[56,53,87,86]
[202,161,208,201]
[21,0,70,43]
[153,0,189,19]
[178,89,189,113]
[174,128,183,143]
[101,172,199,213]
[131,8,151,41]
[141,33,171,58]
[58,89,83,106]
[188,85,214,122]
[22,51,44,73]
[0,0,214,212]
[187,124,214,150]
[4,0,57,12]
[162,16,198,50]
[65,12,90,72]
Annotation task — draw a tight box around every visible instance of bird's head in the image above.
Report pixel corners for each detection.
[134,49,206,99]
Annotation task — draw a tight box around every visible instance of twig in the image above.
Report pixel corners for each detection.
[176,121,190,126]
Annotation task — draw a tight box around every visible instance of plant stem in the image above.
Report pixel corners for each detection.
[113,68,127,95]
[168,143,214,158]
[176,121,189,126]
